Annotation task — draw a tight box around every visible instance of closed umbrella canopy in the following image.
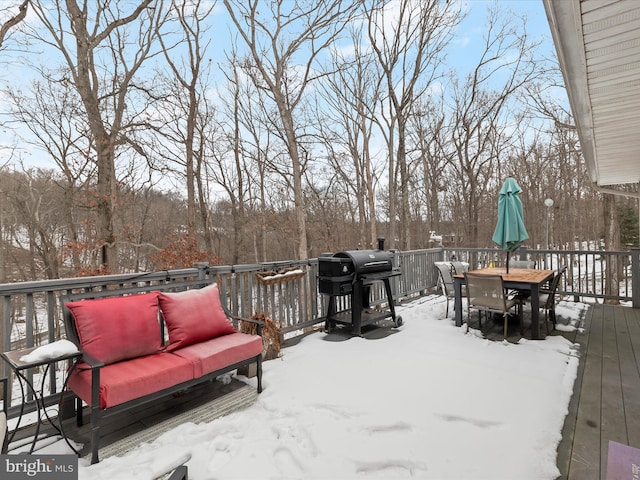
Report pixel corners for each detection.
[492,178,529,271]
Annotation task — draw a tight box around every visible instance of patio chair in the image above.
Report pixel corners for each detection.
[508,259,536,269]
[450,261,469,275]
[507,259,537,301]
[536,265,567,335]
[464,272,520,339]
[434,262,466,318]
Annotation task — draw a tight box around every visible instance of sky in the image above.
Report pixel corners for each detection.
[0,0,559,172]
[20,293,587,480]
[455,0,554,58]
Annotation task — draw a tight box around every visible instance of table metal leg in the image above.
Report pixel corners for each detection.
[1,377,7,454]
[7,361,80,455]
[454,278,463,327]
[530,284,540,340]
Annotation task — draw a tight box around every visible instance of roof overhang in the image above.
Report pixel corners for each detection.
[543,0,640,187]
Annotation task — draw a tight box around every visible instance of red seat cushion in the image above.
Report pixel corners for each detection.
[172,332,263,378]
[66,292,162,365]
[67,353,194,409]
[159,284,237,352]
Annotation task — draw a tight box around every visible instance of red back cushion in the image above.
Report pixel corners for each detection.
[66,292,162,365]
[159,283,236,352]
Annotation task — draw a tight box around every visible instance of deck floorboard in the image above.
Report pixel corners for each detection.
[557,303,640,480]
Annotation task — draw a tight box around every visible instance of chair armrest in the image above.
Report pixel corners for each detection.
[79,353,104,370]
[166,465,188,480]
[77,353,104,411]
[232,315,264,336]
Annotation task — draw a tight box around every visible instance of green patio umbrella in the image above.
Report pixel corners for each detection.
[492,177,529,273]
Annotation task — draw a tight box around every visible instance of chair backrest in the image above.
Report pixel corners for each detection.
[465,272,509,312]
[509,259,536,269]
[434,262,454,296]
[544,265,567,308]
[450,261,469,275]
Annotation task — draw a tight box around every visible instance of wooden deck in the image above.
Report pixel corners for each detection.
[556,304,640,480]
[6,375,255,463]
[5,303,640,479]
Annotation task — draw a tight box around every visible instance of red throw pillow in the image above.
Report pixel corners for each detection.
[159,283,236,352]
[66,292,162,365]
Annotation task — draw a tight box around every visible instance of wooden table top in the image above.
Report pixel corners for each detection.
[455,267,555,284]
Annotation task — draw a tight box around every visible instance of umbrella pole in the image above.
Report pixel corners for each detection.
[506,251,510,273]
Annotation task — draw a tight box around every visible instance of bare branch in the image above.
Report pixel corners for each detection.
[0,0,29,49]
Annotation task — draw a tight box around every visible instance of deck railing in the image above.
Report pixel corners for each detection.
[443,246,639,304]
[0,246,638,415]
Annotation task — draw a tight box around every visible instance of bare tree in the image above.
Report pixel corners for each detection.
[444,5,541,247]
[227,63,280,262]
[5,77,93,271]
[0,0,29,49]
[410,96,450,239]
[223,0,358,260]
[28,0,164,271]
[213,58,254,264]
[522,75,599,249]
[158,0,216,242]
[5,169,66,279]
[366,0,461,249]
[603,193,620,302]
[320,24,382,249]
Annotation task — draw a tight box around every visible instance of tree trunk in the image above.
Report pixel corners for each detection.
[603,194,620,304]
[95,141,116,269]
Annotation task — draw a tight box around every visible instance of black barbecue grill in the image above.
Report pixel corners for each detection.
[318,238,403,336]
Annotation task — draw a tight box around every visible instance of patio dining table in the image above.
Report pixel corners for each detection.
[453,267,555,340]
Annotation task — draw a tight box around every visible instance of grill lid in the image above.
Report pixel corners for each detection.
[318,256,353,276]
[333,249,392,275]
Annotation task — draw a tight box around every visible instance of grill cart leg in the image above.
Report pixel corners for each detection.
[351,283,364,336]
[382,278,403,328]
[324,295,336,333]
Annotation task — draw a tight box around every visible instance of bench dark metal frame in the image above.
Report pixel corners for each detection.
[167,465,188,480]
[61,280,264,464]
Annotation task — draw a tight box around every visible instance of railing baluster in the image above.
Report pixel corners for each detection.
[633,249,640,308]
[0,248,636,417]
[2,295,11,407]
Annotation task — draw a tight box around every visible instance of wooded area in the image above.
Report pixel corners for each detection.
[0,0,637,283]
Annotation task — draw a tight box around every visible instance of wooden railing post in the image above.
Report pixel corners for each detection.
[2,296,11,406]
[195,262,209,281]
[389,249,400,304]
[519,246,528,259]
[632,248,640,309]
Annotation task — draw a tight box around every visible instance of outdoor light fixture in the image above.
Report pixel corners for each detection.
[544,198,554,251]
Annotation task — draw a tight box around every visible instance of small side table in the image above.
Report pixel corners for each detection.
[1,376,8,453]
[1,346,81,454]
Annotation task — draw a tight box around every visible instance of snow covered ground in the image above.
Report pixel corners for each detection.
[43,294,586,480]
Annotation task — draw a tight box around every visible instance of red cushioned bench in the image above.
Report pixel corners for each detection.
[62,282,264,464]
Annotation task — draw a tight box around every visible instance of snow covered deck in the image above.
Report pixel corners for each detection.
[5,303,639,479]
